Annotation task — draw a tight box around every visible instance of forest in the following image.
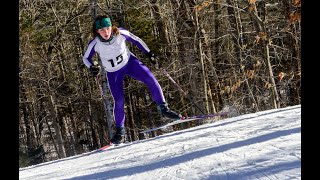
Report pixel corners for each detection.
[19,0,301,167]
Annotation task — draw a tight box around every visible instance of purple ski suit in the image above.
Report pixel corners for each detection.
[83,28,165,127]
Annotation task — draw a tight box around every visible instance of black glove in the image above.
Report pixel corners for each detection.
[89,64,100,77]
[147,51,157,64]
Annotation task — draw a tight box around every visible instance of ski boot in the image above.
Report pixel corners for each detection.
[111,126,125,145]
[158,102,182,120]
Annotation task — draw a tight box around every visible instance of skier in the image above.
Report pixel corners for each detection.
[82,15,182,144]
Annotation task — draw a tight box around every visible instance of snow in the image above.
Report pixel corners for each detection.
[19,105,301,180]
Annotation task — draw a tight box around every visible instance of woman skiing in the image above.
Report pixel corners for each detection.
[82,15,182,144]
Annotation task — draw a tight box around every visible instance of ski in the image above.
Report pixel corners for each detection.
[139,117,203,133]
[139,111,228,134]
[100,144,114,150]
[97,142,126,151]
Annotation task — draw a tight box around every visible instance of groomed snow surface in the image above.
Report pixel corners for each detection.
[19,105,301,180]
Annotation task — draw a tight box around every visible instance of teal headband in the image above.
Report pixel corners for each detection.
[95,18,112,29]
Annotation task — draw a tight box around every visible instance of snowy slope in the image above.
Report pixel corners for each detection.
[19,105,301,180]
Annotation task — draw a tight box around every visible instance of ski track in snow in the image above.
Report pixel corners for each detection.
[19,105,301,180]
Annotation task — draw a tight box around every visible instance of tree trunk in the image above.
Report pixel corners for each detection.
[20,78,39,164]
[128,92,137,141]
[48,93,66,158]
[90,0,114,142]
[98,68,114,141]
[226,0,260,111]
[247,1,280,109]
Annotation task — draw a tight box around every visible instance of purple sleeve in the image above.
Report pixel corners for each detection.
[119,28,150,54]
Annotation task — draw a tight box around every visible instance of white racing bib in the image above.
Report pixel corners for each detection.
[95,36,130,72]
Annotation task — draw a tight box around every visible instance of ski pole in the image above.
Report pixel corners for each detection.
[93,61,107,100]
[93,62,113,141]
[95,75,106,101]
[157,65,205,115]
